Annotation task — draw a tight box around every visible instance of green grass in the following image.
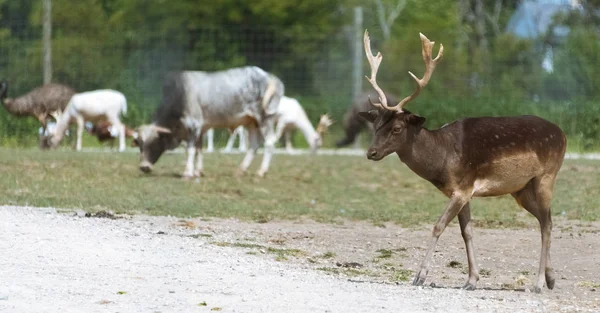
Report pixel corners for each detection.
[1,148,599,227]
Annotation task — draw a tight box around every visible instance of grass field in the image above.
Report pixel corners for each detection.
[1,148,599,227]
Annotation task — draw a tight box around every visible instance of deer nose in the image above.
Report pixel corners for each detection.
[367,148,378,159]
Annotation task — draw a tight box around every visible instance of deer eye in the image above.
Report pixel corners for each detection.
[393,126,402,133]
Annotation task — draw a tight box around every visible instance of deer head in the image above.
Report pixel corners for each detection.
[310,114,334,154]
[358,30,443,161]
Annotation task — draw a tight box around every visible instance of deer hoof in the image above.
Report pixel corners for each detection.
[534,286,542,294]
[412,273,426,286]
[256,171,266,178]
[462,283,476,291]
[193,170,205,177]
[546,273,555,290]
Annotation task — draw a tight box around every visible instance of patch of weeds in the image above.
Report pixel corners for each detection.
[268,247,304,261]
[188,233,212,239]
[85,210,120,219]
[472,218,528,229]
[210,307,222,311]
[317,251,336,259]
[173,220,196,228]
[198,302,207,307]
[336,262,363,268]
[372,221,386,228]
[213,241,304,261]
[447,260,462,268]
[514,275,530,287]
[577,281,600,288]
[500,283,515,289]
[517,270,530,276]
[214,242,264,249]
[560,225,574,233]
[375,249,394,259]
[317,267,373,277]
[116,291,127,295]
[246,251,257,255]
[269,238,286,245]
[199,217,211,222]
[254,216,271,223]
[389,269,412,282]
[480,268,492,277]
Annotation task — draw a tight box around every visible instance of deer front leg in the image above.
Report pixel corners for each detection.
[458,202,479,290]
[413,193,470,286]
[75,116,84,151]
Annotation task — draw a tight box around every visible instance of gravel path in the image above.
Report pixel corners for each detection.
[0,206,582,313]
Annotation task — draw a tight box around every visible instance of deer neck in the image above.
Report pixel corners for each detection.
[51,110,72,142]
[294,117,319,147]
[397,128,453,183]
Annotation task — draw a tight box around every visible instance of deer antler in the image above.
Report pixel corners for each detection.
[363,30,444,112]
[316,114,334,135]
[363,30,393,111]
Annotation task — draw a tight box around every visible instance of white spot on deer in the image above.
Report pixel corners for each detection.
[494,134,499,139]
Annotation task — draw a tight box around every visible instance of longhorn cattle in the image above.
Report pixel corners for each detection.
[135,66,284,178]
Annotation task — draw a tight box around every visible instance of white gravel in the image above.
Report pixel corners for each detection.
[0,206,562,313]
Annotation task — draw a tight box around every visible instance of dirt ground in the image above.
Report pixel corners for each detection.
[2,206,599,313]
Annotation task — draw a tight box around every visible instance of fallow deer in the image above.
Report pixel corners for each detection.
[359,30,566,293]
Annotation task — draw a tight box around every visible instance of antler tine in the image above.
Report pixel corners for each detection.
[363,30,396,112]
[396,33,444,111]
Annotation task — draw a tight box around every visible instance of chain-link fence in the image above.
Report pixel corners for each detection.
[0,8,599,150]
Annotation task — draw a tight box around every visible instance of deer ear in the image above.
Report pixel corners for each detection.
[407,114,426,127]
[358,110,378,123]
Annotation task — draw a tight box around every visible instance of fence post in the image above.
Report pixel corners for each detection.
[352,6,363,102]
[43,0,52,84]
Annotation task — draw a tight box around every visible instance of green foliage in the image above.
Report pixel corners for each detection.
[0,0,599,148]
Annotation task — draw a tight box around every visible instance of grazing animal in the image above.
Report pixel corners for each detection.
[0,81,75,132]
[336,91,398,148]
[359,30,566,293]
[85,121,137,148]
[41,90,128,152]
[134,66,284,178]
[215,96,333,154]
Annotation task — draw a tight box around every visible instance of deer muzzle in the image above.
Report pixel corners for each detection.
[367,148,382,161]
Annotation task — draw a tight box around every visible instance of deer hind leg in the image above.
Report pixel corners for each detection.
[414,192,471,286]
[511,175,556,293]
[458,202,479,290]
